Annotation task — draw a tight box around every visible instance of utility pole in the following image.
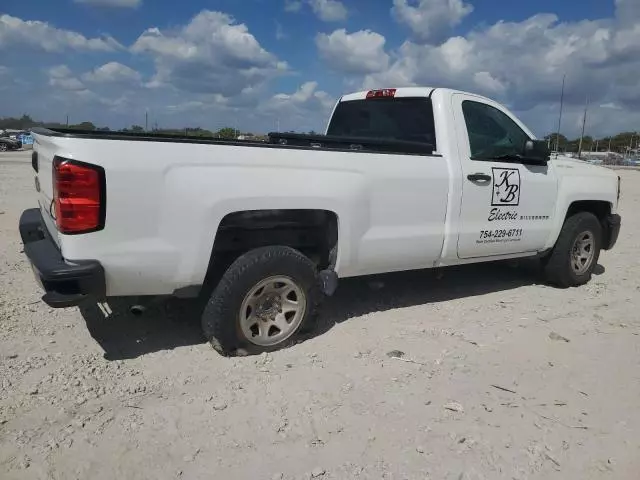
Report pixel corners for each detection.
[145,110,148,132]
[555,74,566,152]
[577,96,589,159]
[608,136,612,152]
[66,114,69,127]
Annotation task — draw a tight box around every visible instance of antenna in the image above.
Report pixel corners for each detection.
[555,74,566,152]
[577,96,589,159]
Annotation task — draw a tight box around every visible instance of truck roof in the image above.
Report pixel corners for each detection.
[339,87,501,104]
[340,87,435,102]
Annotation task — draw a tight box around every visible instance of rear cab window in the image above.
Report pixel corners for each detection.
[327,97,437,151]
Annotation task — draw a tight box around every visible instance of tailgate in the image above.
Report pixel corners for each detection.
[32,133,60,247]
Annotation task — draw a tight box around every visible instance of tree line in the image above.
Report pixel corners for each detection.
[543,132,638,154]
[0,115,263,140]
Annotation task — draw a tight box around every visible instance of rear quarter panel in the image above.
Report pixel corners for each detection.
[44,137,450,296]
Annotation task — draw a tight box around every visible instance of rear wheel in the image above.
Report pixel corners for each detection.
[201,246,321,356]
[0,143,7,152]
[543,212,602,287]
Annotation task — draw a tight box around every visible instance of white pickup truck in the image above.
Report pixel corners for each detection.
[20,87,621,355]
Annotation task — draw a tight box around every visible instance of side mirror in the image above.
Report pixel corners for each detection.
[524,140,550,165]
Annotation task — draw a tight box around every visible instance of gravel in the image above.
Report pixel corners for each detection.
[2,151,640,479]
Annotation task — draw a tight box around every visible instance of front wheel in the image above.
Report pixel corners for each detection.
[201,246,322,356]
[0,143,7,152]
[543,212,602,288]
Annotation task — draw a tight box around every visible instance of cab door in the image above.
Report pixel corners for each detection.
[452,93,558,259]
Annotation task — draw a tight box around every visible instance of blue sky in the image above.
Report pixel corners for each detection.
[0,0,637,136]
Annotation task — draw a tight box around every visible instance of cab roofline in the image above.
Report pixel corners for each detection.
[340,87,435,102]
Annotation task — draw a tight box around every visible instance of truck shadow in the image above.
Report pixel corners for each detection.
[79,260,591,360]
[313,260,545,339]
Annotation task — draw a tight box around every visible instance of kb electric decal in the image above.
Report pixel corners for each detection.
[477,168,550,245]
[476,168,523,245]
[491,167,520,206]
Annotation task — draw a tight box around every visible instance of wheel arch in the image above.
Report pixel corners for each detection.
[200,208,340,295]
[544,198,613,251]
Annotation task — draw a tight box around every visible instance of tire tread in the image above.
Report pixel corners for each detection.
[543,211,602,288]
[202,246,321,356]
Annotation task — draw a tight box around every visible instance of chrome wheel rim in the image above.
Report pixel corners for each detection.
[239,276,307,347]
[571,231,595,275]
[0,144,7,152]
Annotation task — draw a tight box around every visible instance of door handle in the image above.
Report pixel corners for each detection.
[467,173,492,182]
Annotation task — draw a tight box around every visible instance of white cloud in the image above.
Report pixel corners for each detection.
[0,14,122,52]
[284,0,303,12]
[74,0,142,7]
[616,0,640,26]
[316,29,389,74]
[48,65,74,79]
[0,66,9,75]
[4,2,640,138]
[259,82,336,132]
[131,10,287,96]
[363,11,640,135]
[50,77,86,91]
[309,0,348,22]
[392,0,473,44]
[473,71,506,94]
[82,62,142,83]
[275,22,287,41]
[47,65,87,92]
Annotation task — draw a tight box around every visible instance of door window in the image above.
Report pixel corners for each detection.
[462,101,529,160]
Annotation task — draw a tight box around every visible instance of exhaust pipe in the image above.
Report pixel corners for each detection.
[129,305,146,316]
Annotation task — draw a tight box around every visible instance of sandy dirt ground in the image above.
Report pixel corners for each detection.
[1,150,639,480]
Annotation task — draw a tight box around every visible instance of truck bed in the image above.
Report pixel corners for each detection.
[31,127,434,156]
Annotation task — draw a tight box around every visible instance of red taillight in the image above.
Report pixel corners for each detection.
[366,88,396,99]
[53,157,105,234]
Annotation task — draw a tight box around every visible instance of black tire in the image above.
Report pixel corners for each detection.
[543,211,602,288]
[201,246,322,356]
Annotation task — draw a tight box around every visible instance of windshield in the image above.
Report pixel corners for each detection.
[326,97,437,148]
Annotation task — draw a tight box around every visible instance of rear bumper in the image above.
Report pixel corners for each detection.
[19,208,105,307]
[604,213,621,250]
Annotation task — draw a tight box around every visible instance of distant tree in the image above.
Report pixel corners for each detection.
[130,125,144,132]
[216,127,237,139]
[69,121,96,131]
[543,133,568,150]
[185,127,214,137]
[0,114,37,130]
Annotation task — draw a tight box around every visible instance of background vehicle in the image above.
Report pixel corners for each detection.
[20,87,621,355]
[622,158,640,166]
[0,136,22,151]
